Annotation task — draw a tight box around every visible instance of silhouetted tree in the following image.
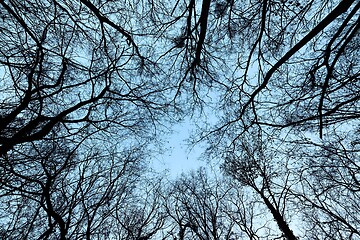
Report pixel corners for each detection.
[222,131,299,240]
[161,168,237,240]
[188,1,359,238]
[287,134,360,239]
[0,0,170,156]
[1,0,359,239]
[112,177,167,240]
[0,134,148,239]
[0,0,171,239]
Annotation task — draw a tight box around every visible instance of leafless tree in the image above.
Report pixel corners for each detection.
[0,0,171,239]
[0,0,170,156]
[222,131,299,240]
[286,134,360,239]
[112,176,167,240]
[184,1,359,238]
[161,168,237,240]
[1,0,359,239]
[0,133,149,239]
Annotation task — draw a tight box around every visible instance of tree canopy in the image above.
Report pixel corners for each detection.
[0,0,359,239]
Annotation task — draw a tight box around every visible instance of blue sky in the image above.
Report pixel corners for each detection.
[151,118,207,178]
